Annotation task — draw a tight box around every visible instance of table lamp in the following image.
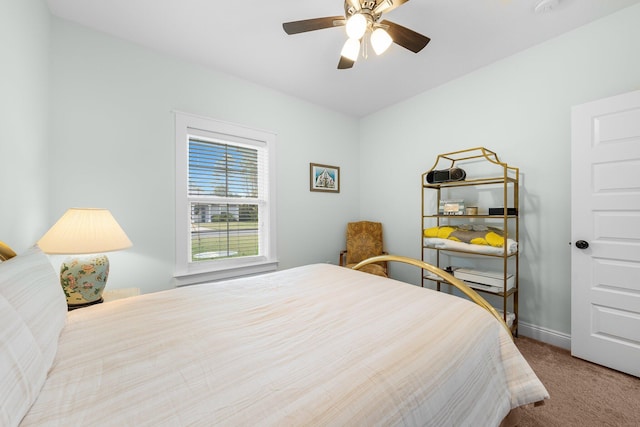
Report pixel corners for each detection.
[38,208,132,309]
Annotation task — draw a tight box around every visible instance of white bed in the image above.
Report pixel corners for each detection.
[1,246,548,427]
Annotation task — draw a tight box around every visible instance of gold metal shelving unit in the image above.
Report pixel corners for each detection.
[421,147,519,335]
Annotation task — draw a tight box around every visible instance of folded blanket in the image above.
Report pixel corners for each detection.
[423,237,518,256]
[423,224,507,247]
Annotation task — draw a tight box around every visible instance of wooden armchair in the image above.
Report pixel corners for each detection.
[339,221,388,277]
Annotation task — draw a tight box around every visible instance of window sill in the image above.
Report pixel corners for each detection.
[173,259,279,286]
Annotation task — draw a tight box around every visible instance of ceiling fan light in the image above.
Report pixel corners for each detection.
[341,37,360,61]
[371,28,392,55]
[346,13,367,39]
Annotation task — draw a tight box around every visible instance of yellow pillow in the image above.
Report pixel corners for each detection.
[423,225,506,247]
[423,226,457,239]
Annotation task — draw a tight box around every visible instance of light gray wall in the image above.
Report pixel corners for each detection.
[359,4,640,338]
[0,0,50,251]
[47,18,360,293]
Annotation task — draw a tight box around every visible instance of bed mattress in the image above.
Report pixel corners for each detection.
[21,264,547,426]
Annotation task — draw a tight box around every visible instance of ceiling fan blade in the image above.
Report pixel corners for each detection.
[337,56,355,69]
[380,19,430,53]
[373,0,410,15]
[283,16,345,35]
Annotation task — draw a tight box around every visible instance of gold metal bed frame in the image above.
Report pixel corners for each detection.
[0,241,17,261]
[353,254,512,337]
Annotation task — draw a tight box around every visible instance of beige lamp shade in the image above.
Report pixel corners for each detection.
[38,208,132,255]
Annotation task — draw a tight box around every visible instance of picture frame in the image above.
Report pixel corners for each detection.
[310,163,340,193]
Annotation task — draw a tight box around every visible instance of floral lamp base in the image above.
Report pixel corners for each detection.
[60,254,110,308]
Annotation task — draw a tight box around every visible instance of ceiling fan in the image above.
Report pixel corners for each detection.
[283,0,430,69]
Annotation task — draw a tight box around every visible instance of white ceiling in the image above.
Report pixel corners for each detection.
[45,0,640,117]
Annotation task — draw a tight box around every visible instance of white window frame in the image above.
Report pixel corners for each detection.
[174,112,277,285]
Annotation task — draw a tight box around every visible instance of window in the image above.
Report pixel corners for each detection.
[175,112,277,285]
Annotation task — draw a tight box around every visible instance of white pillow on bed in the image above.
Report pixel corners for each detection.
[0,246,66,427]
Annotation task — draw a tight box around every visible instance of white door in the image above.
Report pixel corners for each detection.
[571,90,640,377]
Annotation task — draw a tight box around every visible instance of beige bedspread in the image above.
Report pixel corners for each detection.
[22,264,547,426]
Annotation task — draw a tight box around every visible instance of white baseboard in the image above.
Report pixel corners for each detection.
[518,321,571,350]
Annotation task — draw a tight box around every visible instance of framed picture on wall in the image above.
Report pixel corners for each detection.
[310,163,340,193]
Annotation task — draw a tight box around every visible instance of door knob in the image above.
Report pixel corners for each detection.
[575,240,589,250]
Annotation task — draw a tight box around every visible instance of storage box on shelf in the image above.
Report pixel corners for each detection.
[421,147,519,335]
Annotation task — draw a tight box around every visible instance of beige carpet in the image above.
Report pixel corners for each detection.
[514,336,640,427]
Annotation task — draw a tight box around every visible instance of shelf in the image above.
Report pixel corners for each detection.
[424,214,518,219]
[423,275,517,297]
[423,176,518,189]
[422,247,518,258]
[421,147,520,336]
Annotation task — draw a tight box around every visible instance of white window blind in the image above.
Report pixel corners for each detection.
[188,137,266,261]
[175,112,277,284]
